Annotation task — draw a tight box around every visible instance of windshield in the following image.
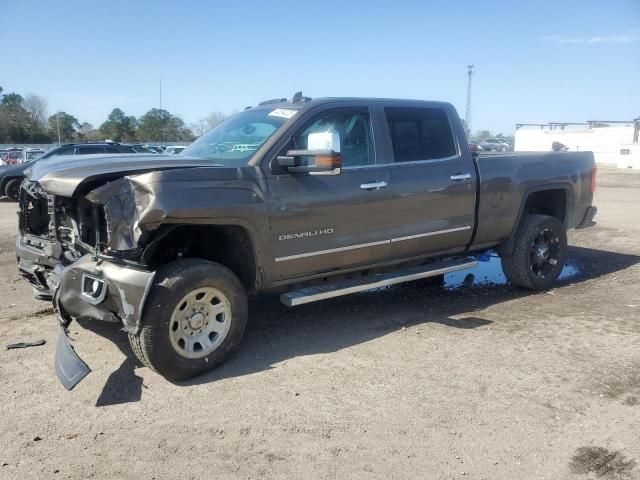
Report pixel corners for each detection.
[26,151,43,160]
[182,108,296,164]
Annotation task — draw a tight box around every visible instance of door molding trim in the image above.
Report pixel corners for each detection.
[390,225,471,243]
[274,225,472,262]
[275,239,389,262]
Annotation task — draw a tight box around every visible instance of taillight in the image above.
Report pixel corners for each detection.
[590,164,597,193]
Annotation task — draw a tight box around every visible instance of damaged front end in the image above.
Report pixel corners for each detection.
[17,176,157,333]
[16,176,157,389]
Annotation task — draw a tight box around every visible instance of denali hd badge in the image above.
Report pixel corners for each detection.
[278,228,334,241]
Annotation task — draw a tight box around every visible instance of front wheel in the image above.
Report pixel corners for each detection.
[129,259,248,381]
[500,214,567,290]
[5,178,20,201]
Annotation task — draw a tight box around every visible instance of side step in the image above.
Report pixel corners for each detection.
[280,256,478,306]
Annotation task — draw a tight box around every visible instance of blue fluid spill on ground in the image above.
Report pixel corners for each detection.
[444,256,579,289]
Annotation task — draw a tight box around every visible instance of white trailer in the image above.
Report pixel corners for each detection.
[514,120,639,168]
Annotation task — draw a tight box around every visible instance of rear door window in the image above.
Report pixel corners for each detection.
[77,145,107,154]
[51,146,75,156]
[384,107,457,162]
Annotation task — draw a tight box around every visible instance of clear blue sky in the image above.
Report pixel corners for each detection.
[1,0,638,134]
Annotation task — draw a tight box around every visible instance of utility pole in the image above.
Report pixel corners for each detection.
[56,111,61,144]
[465,65,474,134]
[159,78,164,146]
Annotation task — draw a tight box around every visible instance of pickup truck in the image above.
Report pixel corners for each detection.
[15,96,597,388]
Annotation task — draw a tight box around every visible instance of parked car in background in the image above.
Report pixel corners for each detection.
[0,142,138,201]
[146,145,165,153]
[480,138,510,152]
[128,144,158,154]
[2,148,23,165]
[21,148,46,163]
[468,142,483,155]
[165,145,187,154]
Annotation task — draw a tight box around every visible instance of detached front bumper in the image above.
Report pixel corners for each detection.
[16,235,62,298]
[52,254,156,333]
[17,235,156,332]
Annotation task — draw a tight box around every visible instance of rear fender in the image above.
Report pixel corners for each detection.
[499,184,573,256]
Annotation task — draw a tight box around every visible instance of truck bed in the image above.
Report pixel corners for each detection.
[471,151,596,251]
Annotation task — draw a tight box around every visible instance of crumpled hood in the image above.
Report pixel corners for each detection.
[27,153,218,196]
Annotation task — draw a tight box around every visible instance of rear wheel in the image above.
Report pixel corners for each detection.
[129,259,248,381]
[500,214,567,290]
[4,179,20,201]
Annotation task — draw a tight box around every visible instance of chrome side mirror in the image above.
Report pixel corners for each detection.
[277,131,342,176]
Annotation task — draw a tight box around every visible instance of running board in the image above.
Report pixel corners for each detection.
[280,256,478,307]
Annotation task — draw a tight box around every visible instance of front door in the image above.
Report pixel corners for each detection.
[266,106,392,282]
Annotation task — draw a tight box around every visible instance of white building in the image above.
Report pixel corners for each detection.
[514,120,640,169]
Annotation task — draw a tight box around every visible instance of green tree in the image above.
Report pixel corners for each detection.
[475,130,492,141]
[99,108,137,141]
[48,112,80,143]
[137,108,193,142]
[460,118,471,139]
[0,90,30,143]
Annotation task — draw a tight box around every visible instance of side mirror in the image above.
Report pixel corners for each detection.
[277,132,341,176]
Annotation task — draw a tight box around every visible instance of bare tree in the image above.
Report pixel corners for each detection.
[190,111,230,137]
[205,111,228,129]
[23,93,48,130]
[190,118,209,137]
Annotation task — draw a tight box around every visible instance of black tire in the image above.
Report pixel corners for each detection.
[129,259,248,381]
[500,214,567,290]
[5,178,20,201]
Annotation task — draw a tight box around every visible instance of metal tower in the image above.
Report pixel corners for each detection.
[465,65,474,133]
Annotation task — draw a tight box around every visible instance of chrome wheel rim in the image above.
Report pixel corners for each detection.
[529,228,560,278]
[168,287,232,359]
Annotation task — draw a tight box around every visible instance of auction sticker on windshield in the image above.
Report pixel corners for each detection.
[268,109,298,119]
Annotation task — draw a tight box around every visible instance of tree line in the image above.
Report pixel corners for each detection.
[1,84,513,145]
[0,85,229,144]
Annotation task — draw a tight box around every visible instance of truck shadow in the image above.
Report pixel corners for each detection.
[83,245,639,405]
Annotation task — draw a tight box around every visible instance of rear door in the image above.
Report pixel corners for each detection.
[377,104,477,259]
[265,104,393,282]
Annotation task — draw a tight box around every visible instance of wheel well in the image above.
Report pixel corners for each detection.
[142,225,257,292]
[521,189,567,224]
[498,188,568,257]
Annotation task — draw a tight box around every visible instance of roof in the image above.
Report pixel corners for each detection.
[251,97,454,113]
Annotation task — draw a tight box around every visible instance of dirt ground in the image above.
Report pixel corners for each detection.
[0,166,639,480]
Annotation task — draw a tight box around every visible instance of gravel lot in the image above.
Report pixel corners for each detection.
[0,166,639,479]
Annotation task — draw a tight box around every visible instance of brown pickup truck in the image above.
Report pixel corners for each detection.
[16,95,597,388]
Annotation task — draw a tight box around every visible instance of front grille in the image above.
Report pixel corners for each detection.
[19,181,108,256]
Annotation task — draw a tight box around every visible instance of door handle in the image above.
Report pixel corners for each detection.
[450,173,472,181]
[360,181,388,190]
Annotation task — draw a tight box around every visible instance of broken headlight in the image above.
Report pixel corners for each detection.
[85,178,141,254]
